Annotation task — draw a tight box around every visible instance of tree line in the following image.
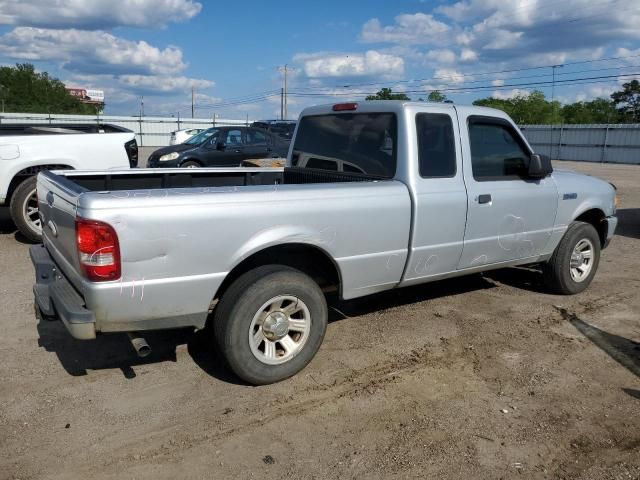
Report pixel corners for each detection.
[2,62,640,123]
[0,63,97,115]
[365,81,640,124]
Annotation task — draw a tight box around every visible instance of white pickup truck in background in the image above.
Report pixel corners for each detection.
[0,124,137,241]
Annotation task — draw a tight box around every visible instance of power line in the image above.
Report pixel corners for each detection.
[292,53,640,93]
[287,72,640,98]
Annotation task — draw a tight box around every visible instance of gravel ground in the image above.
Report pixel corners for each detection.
[0,161,639,479]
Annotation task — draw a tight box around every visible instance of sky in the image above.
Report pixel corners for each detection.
[0,0,639,120]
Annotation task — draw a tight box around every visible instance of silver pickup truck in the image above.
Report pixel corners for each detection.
[31,101,618,384]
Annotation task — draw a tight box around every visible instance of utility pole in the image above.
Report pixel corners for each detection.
[280,87,284,120]
[550,64,563,157]
[191,86,195,118]
[284,64,288,120]
[140,96,144,117]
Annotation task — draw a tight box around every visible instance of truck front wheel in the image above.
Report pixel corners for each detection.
[10,176,42,243]
[213,265,328,385]
[544,221,601,294]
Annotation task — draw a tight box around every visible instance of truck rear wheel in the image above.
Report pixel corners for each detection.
[213,265,327,385]
[544,221,601,294]
[10,176,42,243]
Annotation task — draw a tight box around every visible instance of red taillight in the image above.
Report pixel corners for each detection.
[75,218,121,282]
[332,102,358,111]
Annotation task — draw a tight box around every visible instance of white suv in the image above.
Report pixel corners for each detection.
[0,123,136,242]
[170,128,206,145]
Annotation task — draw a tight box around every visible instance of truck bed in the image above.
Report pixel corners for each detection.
[37,165,411,334]
[51,166,386,192]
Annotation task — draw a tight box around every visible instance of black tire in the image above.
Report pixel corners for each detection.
[10,176,42,243]
[214,265,327,385]
[180,160,200,168]
[544,221,601,295]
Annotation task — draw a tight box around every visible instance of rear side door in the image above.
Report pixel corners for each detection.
[244,128,272,160]
[401,107,468,284]
[457,113,558,269]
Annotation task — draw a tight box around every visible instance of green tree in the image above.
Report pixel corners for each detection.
[473,90,560,124]
[561,98,618,124]
[0,63,95,114]
[365,87,410,101]
[611,79,640,122]
[426,90,447,102]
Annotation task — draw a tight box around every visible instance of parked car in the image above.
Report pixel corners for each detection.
[147,126,289,168]
[0,123,136,242]
[169,128,206,145]
[251,120,296,140]
[31,101,617,385]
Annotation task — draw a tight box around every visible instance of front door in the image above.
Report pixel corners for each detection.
[457,114,558,269]
[218,128,246,166]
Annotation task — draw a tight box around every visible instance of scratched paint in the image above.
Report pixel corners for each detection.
[413,254,438,275]
[470,254,488,266]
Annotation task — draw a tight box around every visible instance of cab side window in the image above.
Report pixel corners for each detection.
[469,120,530,180]
[416,113,456,178]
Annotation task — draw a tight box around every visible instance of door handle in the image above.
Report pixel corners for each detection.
[477,194,492,204]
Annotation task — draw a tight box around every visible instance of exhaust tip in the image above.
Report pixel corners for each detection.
[127,332,151,358]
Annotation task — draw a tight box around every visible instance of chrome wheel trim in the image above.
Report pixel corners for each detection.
[570,238,594,282]
[248,295,311,365]
[23,188,41,234]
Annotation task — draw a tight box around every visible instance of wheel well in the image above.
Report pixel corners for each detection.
[180,158,202,167]
[214,244,341,302]
[575,208,607,247]
[7,164,73,204]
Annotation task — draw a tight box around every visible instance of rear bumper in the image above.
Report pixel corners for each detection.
[30,244,96,340]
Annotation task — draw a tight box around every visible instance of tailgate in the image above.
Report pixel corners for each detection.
[37,171,86,291]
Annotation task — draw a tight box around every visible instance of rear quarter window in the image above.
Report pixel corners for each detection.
[291,113,397,178]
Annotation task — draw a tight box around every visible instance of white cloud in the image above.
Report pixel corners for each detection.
[491,78,505,87]
[482,29,523,50]
[460,48,478,62]
[423,49,457,65]
[434,68,466,84]
[588,85,615,98]
[0,27,186,75]
[360,13,451,45]
[492,88,531,100]
[194,92,222,104]
[295,50,404,78]
[456,31,474,46]
[0,0,202,29]
[119,75,213,93]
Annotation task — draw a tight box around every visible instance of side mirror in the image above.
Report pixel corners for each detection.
[528,153,553,178]
[216,141,225,151]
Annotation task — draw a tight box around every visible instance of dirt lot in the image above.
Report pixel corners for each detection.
[1,161,639,479]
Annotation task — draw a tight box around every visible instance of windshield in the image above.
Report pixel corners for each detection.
[185,128,219,145]
[291,113,397,177]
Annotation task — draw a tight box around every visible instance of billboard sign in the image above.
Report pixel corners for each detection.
[66,87,105,103]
